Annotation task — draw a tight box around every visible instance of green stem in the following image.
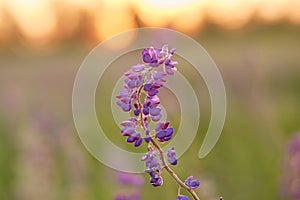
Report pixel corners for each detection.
[136,85,200,200]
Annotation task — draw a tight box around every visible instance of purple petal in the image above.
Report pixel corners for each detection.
[132,64,144,72]
[166,127,174,137]
[156,130,166,139]
[144,83,152,91]
[134,137,143,147]
[126,136,136,143]
[176,195,189,200]
[134,109,140,116]
[151,113,162,122]
[120,121,134,127]
[142,49,151,63]
[170,48,176,54]
[150,107,161,116]
[143,107,149,115]
[121,127,135,136]
[144,135,151,143]
[121,104,131,112]
[148,89,158,96]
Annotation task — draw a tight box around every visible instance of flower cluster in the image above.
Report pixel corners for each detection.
[116,45,200,200]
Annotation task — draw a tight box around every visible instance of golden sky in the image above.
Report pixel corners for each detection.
[0,0,299,45]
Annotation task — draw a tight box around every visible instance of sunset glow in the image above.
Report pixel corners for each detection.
[0,0,299,45]
[5,0,57,43]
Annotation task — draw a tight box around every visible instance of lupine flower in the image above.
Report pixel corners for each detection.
[155,122,174,142]
[116,45,204,199]
[185,176,200,189]
[176,195,190,200]
[167,147,178,165]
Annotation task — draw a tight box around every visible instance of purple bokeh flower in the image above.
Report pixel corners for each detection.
[113,172,144,200]
[281,132,300,199]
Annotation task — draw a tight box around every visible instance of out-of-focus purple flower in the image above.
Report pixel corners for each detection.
[117,173,144,186]
[128,193,141,200]
[176,195,190,200]
[167,147,177,165]
[185,176,200,189]
[114,193,141,200]
[155,122,174,142]
[281,132,300,199]
[114,195,127,200]
[114,172,144,200]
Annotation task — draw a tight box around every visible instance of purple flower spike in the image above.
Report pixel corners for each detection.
[176,195,190,200]
[116,45,204,199]
[167,147,177,165]
[185,176,200,189]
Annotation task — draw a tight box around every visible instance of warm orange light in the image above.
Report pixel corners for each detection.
[170,6,205,34]
[5,0,56,43]
[204,0,254,29]
[256,0,289,23]
[1,0,300,46]
[133,0,204,31]
[94,1,136,49]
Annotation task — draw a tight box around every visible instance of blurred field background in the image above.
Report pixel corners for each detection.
[0,0,300,200]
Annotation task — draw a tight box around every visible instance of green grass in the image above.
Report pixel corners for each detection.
[0,24,300,199]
